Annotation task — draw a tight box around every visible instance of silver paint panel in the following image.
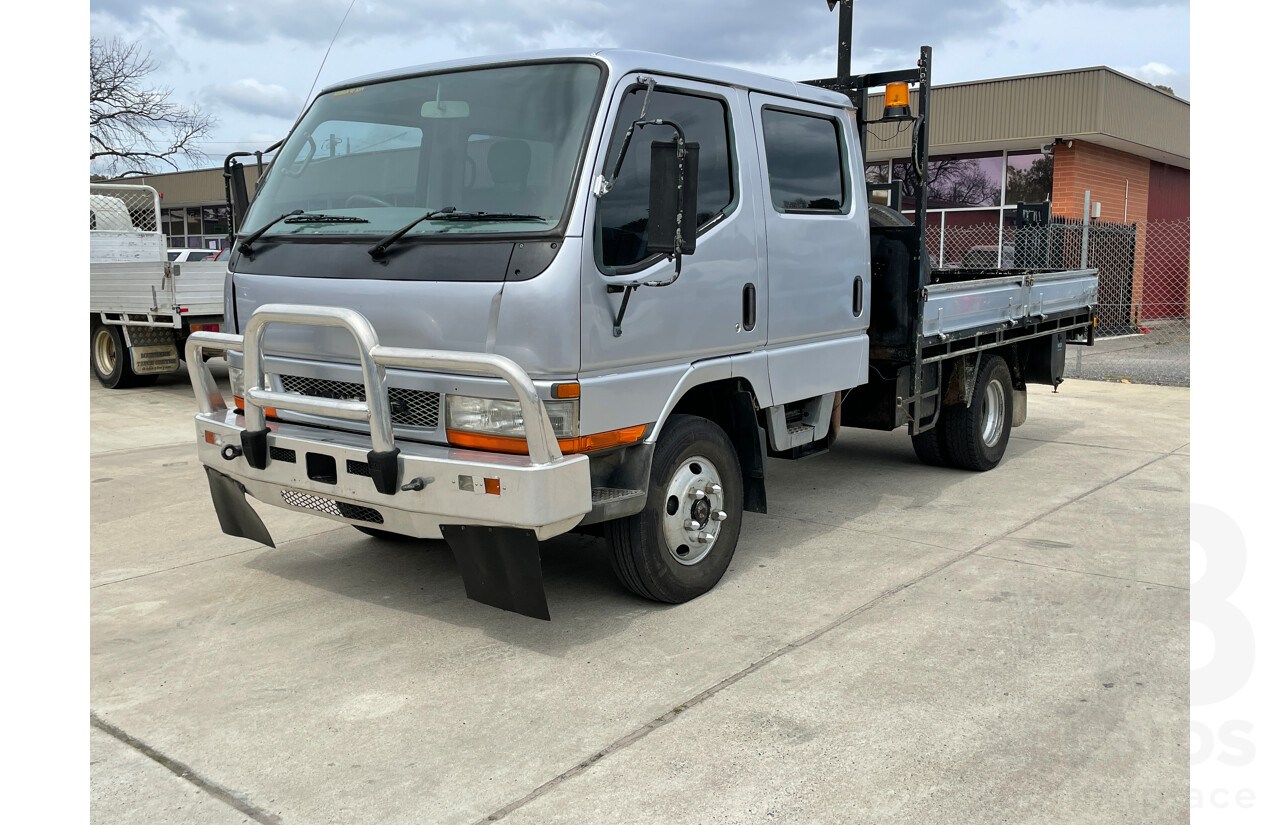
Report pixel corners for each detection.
[921,269,1098,337]
[747,92,872,404]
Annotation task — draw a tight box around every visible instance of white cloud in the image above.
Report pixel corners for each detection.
[204,79,301,120]
[89,0,1190,169]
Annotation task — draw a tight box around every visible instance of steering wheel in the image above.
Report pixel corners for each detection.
[345,194,394,208]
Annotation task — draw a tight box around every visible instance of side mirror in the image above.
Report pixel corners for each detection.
[647,139,699,256]
[224,155,251,235]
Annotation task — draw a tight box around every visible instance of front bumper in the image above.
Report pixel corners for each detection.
[195,408,591,541]
[186,304,592,619]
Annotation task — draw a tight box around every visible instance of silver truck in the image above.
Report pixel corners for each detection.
[186,48,1097,619]
[90,183,226,388]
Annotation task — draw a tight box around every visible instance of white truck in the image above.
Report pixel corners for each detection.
[90,183,226,388]
[185,45,1098,619]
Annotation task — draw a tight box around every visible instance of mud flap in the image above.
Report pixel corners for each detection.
[123,326,180,374]
[204,467,275,548]
[441,525,549,620]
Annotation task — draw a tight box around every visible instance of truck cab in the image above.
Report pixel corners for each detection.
[190,50,1096,618]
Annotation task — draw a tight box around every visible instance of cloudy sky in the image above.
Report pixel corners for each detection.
[89,0,1190,172]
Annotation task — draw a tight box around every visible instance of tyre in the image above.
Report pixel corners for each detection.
[910,416,950,467]
[943,355,1013,471]
[606,414,743,604]
[90,322,156,389]
[868,203,912,228]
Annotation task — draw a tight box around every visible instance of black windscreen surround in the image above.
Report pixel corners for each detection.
[596,89,733,270]
[761,108,846,212]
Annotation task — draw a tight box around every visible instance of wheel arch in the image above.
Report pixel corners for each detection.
[657,376,768,514]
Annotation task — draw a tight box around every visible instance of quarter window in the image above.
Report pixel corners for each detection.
[761,109,845,212]
[596,88,734,270]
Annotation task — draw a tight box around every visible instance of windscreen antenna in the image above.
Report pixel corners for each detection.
[295,0,359,127]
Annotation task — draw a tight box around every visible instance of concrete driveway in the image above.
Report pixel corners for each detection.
[90,365,1189,824]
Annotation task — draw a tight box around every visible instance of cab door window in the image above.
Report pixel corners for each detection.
[760,108,846,213]
[596,88,734,272]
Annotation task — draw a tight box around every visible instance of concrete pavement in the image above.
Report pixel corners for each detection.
[90,366,1189,824]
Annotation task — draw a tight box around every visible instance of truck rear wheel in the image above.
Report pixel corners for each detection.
[910,419,951,467]
[606,414,743,604]
[943,354,1012,471]
[91,322,156,389]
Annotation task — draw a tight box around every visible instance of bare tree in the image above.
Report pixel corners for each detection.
[90,38,216,174]
[896,157,999,208]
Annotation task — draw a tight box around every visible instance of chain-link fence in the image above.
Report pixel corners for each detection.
[89,183,161,233]
[924,215,1190,386]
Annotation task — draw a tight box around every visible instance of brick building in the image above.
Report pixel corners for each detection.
[863,66,1190,323]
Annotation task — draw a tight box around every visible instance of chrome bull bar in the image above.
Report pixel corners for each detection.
[186,304,566,494]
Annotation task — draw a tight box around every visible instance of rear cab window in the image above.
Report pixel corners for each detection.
[760,108,847,214]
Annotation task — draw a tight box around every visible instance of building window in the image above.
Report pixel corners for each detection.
[865,161,890,185]
[892,153,1003,210]
[163,204,231,249]
[1004,151,1053,205]
[883,149,1055,267]
[760,108,846,212]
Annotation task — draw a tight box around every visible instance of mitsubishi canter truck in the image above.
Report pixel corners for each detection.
[186,47,1097,619]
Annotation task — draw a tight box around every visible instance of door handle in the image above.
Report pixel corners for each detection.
[742,283,756,331]
[852,275,864,316]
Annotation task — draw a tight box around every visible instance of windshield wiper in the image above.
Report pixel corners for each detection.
[283,213,370,224]
[239,210,370,254]
[368,208,546,258]
[437,211,545,222]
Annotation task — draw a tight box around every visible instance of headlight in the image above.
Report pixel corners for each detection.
[228,365,244,401]
[446,395,578,439]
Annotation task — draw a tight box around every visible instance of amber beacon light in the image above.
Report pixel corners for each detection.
[882,81,912,120]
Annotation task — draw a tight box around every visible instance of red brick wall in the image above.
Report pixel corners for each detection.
[1051,141,1153,322]
[1050,140,1150,223]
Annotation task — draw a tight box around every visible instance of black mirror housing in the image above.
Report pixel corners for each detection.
[224,156,252,236]
[647,140,699,256]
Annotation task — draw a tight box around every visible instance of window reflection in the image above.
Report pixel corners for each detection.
[892,153,1002,209]
[877,150,1055,270]
[1005,151,1053,204]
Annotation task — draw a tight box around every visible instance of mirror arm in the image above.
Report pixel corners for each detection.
[608,250,683,337]
[598,77,658,196]
[604,114,692,337]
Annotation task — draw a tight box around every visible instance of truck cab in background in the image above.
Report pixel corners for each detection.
[90,183,227,388]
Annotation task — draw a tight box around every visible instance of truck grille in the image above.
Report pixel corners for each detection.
[276,375,441,428]
[280,490,383,524]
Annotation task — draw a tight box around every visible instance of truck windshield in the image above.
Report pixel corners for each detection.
[240,61,602,240]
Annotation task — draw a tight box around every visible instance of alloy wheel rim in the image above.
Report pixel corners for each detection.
[94,329,117,376]
[661,455,726,566]
[980,379,1005,447]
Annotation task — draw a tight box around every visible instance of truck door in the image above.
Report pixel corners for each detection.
[747,93,870,404]
[580,76,768,430]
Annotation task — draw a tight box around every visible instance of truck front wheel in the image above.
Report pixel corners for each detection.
[606,414,743,604]
[943,354,1013,471]
[91,322,156,389]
